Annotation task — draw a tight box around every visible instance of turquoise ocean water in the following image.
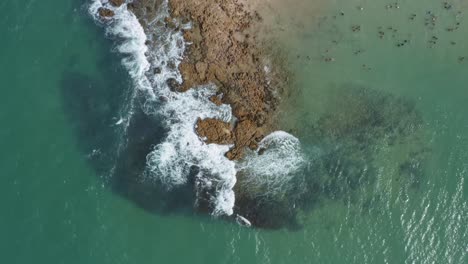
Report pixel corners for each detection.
[0,0,466,263]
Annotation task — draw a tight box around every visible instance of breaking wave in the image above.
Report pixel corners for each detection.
[145,85,237,216]
[88,0,304,217]
[237,131,306,199]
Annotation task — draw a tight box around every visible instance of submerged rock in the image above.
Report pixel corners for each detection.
[293,84,429,214]
[223,84,429,229]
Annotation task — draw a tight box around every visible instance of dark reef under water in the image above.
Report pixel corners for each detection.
[233,84,430,229]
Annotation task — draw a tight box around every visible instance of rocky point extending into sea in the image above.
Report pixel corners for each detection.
[99,0,290,159]
[95,0,298,228]
[134,0,289,160]
[92,0,429,230]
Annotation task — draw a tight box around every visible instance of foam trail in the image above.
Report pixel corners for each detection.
[88,0,153,131]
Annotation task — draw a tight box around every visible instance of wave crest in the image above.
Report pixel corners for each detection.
[237,131,306,199]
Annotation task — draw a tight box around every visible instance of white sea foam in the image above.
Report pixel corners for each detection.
[89,1,151,87]
[89,0,236,216]
[237,131,306,199]
[89,0,153,133]
[145,85,237,215]
[89,0,305,217]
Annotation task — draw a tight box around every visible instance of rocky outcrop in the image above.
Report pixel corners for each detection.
[166,0,288,160]
[196,116,263,160]
[125,0,289,160]
[226,120,261,159]
[196,118,234,145]
[109,0,125,7]
[98,7,115,17]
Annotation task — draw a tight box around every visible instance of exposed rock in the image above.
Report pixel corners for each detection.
[196,118,234,145]
[98,7,115,18]
[166,78,179,92]
[164,17,177,30]
[127,2,286,159]
[195,62,208,81]
[167,0,288,159]
[226,119,261,160]
[177,63,198,92]
[209,94,223,106]
[153,67,162,74]
[234,120,259,149]
[109,0,125,7]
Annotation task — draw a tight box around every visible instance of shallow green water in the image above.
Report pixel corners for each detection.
[0,0,466,263]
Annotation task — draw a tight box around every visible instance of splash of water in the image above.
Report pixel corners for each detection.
[237,131,306,199]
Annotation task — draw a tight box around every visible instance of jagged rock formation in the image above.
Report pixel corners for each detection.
[109,0,125,7]
[100,0,288,160]
[167,0,288,159]
[98,7,115,17]
[196,118,234,145]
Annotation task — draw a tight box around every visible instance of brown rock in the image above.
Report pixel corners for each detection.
[248,141,259,150]
[160,0,289,159]
[98,7,115,18]
[166,78,179,92]
[195,62,208,81]
[164,17,177,29]
[232,105,249,120]
[178,63,199,91]
[109,0,125,7]
[224,119,260,160]
[196,118,234,145]
[209,95,223,106]
[233,119,258,148]
[225,150,236,160]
